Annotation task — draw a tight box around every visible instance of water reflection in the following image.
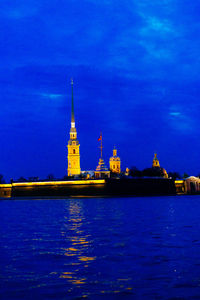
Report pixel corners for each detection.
[2,196,200,299]
[60,201,96,289]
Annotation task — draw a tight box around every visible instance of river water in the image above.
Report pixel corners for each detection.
[1,196,200,299]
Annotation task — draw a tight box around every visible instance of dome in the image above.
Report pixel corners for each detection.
[143,167,168,178]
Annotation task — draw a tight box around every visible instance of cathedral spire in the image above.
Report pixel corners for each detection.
[67,78,81,176]
[71,78,75,127]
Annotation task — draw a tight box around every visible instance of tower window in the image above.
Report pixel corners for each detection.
[73,149,76,154]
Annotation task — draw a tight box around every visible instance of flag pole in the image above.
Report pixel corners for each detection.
[100,132,102,158]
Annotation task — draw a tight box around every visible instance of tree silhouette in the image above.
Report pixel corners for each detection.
[47,174,55,181]
[168,172,181,180]
[28,177,39,182]
[17,177,27,182]
[183,173,189,179]
[129,167,143,177]
[0,174,5,184]
[142,167,166,177]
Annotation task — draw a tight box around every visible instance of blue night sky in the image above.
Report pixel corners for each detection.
[1,0,200,181]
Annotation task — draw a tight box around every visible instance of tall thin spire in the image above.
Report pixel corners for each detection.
[71,78,75,124]
[67,78,81,176]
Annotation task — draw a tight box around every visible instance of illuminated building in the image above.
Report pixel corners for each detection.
[152,153,168,178]
[67,79,81,176]
[95,133,110,179]
[125,167,130,176]
[109,147,121,173]
[152,153,160,167]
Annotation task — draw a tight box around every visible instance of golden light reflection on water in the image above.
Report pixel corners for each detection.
[79,256,96,262]
[67,247,78,251]
[59,201,133,296]
[69,278,86,285]
[60,201,96,287]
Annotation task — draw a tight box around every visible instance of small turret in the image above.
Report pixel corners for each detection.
[152,153,168,178]
[152,153,160,168]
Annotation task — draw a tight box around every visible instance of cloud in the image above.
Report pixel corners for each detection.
[39,93,64,100]
[169,112,181,117]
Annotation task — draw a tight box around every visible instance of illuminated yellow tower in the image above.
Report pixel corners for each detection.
[152,153,168,178]
[67,79,81,176]
[152,153,160,168]
[109,147,121,173]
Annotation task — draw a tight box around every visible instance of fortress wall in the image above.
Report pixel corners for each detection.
[0,184,12,198]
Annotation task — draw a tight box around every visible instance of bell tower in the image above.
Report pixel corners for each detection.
[109,146,121,174]
[67,79,81,176]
